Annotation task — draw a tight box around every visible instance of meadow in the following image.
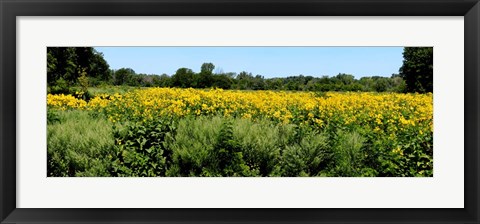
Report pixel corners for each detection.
[47,87,433,177]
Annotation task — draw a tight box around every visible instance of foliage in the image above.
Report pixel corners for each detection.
[332,130,366,176]
[279,127,331,177]
[171,68,196,88]
[47,109,61,124]
[399,47,433,93]
[47,110,114,177]
[233,118,287,176]
[77,68,93,100]
[47,47,110,85]
[110,119,176,177]
[45,46,434,177]
[113,68,136,86]
[166,117,330,177]
[164,116,223,176]
[47,47,435,94]
[47,87,433,177]
[197,62,215,88]
[48,77,72,95]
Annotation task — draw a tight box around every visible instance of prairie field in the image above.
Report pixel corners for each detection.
[47,87,433,177]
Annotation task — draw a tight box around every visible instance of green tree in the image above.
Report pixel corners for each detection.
[252,75,265,90]
[77,68,89,99]
[373,77,389,92]
[265,78,283,90]
[152,74,172,87]
[236,71,254,90]
[198,63,215,88]
[212,74,234,89]
[333,73,355,86]
[399,47,433,93]
[47,47,78,85]
[390,74,407,93]
[89,51,111,82]
[201,62,215,74]
[114,68,136,86]
[172,68,195,88]
[47,47,110,86]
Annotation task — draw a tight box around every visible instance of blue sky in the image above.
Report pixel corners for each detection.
[94,47,404,79]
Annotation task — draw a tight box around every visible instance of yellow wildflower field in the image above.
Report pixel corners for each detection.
[48,88,432,132]
[47,88,433,177]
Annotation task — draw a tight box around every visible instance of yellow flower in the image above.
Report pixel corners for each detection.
[46,88,432,135]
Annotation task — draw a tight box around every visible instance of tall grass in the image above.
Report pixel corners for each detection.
[47,110,114,177]
[87,85,141,96]
[47,113,407,177]
[164,116,332,177]
[333,130,366,176]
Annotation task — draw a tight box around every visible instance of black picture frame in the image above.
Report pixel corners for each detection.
[1,0,479,223]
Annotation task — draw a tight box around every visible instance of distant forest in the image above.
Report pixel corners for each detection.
[47,47,432,94]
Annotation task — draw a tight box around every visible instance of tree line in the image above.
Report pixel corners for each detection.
[47,47,433,94]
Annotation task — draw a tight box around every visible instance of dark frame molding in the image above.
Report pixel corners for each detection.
[1,0,479,223]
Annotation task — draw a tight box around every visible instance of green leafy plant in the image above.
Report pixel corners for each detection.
[212,121,250,176]
[47,109,61,124]
[110,119,176,177]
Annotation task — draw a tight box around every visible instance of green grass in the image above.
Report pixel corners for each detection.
[87,85,142,96]
[47,111,430,177]
[47,109,114,177]
[162,116,334,177]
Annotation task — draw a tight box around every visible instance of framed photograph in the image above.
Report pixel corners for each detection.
[1,0,479,223]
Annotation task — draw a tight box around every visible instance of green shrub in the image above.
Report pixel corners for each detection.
[49,77,72,95]
[110,118,176,177]
[233,119,287,176]
[279,129,330,177]
[212,121,251,176]
[47,109,61,124]
[165,116,223,176]
[332,130,367,176]
[166,116,290,176]
[389,128,433,177]
[166,116,331,177]
[47,110,431,177]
